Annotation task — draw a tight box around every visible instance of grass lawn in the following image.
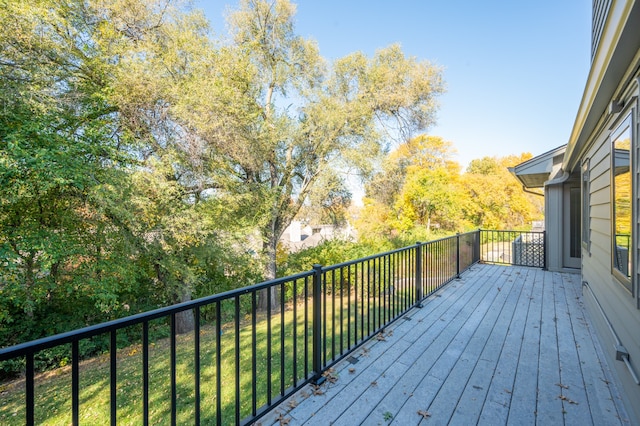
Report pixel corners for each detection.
[0,287,414,425]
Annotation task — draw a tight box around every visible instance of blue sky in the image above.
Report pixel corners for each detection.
[196,0,592,169]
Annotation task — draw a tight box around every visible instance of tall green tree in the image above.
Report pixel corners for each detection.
[359,135,460,238]
[0,0,218,338]
[461,154,543,229]
[0,0,141,335]
[172,0,445,308]
[394,162,463,232]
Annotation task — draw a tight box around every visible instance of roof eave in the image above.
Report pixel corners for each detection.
[564,0,640,172]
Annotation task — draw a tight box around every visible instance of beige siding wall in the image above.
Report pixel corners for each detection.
[581,77,640,423]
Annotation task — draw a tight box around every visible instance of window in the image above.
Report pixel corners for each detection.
[611,115,632,291]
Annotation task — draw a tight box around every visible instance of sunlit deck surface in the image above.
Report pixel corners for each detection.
[261,264,630,426]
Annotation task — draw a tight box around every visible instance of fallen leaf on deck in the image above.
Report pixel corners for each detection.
[558,395,579,404]
[417,410,431,418]
[277,413,291,425]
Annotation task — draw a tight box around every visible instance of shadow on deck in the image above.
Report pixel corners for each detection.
[261,264,630,425]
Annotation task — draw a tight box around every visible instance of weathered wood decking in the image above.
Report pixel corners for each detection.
[261,264,630,425]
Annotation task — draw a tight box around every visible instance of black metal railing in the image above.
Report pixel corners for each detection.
[480,229,546,269]
[0,229,544,425]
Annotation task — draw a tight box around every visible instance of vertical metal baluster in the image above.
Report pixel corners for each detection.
[72,340,79,425]
[235,297,241,425]
[280,282,285,395]
[331,269,336,361]
[367,259,371,337]
[347,265,352,350]
[456,233,461,279]
[252,291,257,416]
[353,263,364,344]
[26,353,34,426]
[215,303,222,426]
[322,270,327,366]
[195,307,201,426]
[304,276,309,379]
[416,243,423,307]
[267,288,272,404]
[358,262,368,341]
[143,322,149,426]
[372,258,377,332]
[170,315,176,426]
[292,279,298,387]
[339,268,344,356]
[111,330,117,426]
[380,256,384,326]
[312,264,323,383]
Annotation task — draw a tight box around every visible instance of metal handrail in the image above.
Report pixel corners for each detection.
[0,229,543,425]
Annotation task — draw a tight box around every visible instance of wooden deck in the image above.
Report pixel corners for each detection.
[261,264,630,425]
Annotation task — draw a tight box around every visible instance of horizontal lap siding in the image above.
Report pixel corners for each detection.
[582,86,640,424]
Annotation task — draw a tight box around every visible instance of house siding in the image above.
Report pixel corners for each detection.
[592,0,612,60]
[582,75,640,424]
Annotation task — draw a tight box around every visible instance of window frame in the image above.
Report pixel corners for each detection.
[610,113,633,293]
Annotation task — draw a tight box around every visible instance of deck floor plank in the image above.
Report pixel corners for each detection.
[447,266,527,425]
[411,267,515,426]
[533,267,564,426]
[560,272,624,425]
[507,267,545,425]
[262,264,630,426]
[477,267,537,425]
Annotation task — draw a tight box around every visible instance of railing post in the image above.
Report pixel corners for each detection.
[542,230,547,270]
[456,233,461,279]
[415,242,423,308]
[312,264,325,384]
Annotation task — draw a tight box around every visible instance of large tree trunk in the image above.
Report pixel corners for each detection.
[175,284,195,334]
[257,231,280,311]
[156,263,195,334]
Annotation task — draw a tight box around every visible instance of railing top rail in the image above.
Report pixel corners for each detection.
[321,244,414,272]
[479,228,544,234]
[0,229,486,359]
[320,230,481,272]
[0,269,314,360]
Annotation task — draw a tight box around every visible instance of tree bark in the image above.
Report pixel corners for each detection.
[175,284,195,334]
[257,232,280,311]
[155,263,195,334]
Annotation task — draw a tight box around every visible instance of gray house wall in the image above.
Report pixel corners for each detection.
[579,76,640,425]
[563,0,640,421]
[512,1,640,422]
